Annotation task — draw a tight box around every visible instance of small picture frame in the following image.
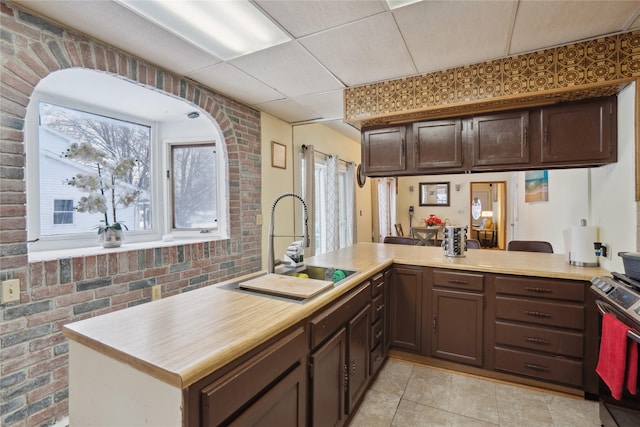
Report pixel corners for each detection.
[419,182,450,206]
[271,141,286,169]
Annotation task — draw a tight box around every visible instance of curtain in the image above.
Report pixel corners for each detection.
[345,162,356,246]
[325,154,340,252]
[377,178,397,241]
[302,145,316,255]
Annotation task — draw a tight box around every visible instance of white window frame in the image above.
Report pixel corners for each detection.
[26,91,229,254]
[164,139,227,239]
[52,198,75,226]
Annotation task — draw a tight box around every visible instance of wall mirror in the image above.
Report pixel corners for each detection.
[470,181,507,249]
[419,182,450,206]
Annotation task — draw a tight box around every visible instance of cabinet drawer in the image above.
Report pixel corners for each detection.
[371,292,385,324]
[310,282,371,349]
[496,296,584,329]
[433,269,484,292]
[201,326,306,426]
[495,321,584,358]
[494,276,585,302]
[371,318,384,350]
[370,343,385,375]
[372,272,385,297]
[494,346,583,387]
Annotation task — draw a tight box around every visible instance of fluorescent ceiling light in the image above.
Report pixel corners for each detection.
[387,0,422,10]
[116,0,291,60]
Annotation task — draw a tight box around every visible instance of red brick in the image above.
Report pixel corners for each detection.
[94,283,126,298]
[28,400,68,427]
[30,41,61,73]
[29,359,68,384]
[143,266,167,278]
[113,271,143,284]
[79,42,95,68]
[64,41,83,67]
[28,307,72,327]
[84,255,97,278]
[1,347,50,375]
[111,290,142,305]
[72,257,84,281]
[31,283,73,300]
[54,290,92,308]
[44,260,58,286]
[96,254,107,277]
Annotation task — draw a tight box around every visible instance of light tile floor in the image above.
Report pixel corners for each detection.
[350,358,599,427]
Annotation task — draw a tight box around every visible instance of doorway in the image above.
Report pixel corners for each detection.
[470,181,506,249]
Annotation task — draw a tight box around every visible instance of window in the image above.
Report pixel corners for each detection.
[53,199,74,225]
[171,143,217,230]
[26,69,229,253]
[37,102,151,238]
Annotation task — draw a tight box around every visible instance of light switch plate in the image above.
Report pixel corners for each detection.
[1,279,20,303]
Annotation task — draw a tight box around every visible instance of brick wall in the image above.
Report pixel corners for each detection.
[0,2,262,425]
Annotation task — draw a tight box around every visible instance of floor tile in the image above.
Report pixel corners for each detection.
[353,358,600,427]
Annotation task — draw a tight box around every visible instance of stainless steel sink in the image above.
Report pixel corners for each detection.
[277,265,357,284]
[218,265,358,302]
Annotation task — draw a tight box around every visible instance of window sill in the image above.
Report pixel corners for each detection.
[28,235,226,263]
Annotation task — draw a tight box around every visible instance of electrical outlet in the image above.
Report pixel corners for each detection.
[1,279,20,303]
[151,285,162,301]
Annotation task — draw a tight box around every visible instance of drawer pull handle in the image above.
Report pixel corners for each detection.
[524,363,549,372]
[525,337,551,345]
[525,310,551,318]
[448,279,469,285]
[376,304,385,312]
[525,287,551,293]
[376,331,383,340]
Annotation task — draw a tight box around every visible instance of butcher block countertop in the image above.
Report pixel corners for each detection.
[62,243,610,389]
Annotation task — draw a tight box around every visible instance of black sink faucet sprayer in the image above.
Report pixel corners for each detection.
[267,193,310,274]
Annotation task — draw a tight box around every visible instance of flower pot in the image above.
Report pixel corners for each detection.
[99,228,124,248]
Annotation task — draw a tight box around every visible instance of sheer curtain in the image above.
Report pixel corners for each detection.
[377,178,397,241]
[302,146,356,255]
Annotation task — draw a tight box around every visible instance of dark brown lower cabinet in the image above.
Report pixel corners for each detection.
[309,281,372,427]
[347,305,371,413]
[194,325,307,427]
[390,266,423,352]
[311,328,347,427]
[431,288,484,366]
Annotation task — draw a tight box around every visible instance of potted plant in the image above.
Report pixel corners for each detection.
[64,142,140,248]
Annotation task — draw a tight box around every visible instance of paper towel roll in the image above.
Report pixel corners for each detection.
[570,225,598,266]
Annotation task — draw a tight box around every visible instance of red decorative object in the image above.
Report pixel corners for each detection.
[424,214,443,227]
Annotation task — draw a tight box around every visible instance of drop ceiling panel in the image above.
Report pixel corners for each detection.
[256,0,387,38]
[300,12,417,86]
[510,0,640,54]
[395,1,516,74]
[255,98,321,123]
[14,0,222,75]
[293,90,345,120]
[230,41,344,98]
[187,63,284,106]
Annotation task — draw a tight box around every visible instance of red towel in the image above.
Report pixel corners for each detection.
[627,339,638,395]
[596,313,629,400]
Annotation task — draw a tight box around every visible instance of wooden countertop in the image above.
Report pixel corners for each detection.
[62,243,610,389]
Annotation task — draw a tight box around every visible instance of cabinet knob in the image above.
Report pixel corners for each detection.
[525,287,551,293]
[524,336,551,345]
[525,310,551,318]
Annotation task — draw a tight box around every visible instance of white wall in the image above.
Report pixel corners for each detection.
[396,85,636,272]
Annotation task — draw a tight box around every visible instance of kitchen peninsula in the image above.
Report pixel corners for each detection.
[63,243,609,426]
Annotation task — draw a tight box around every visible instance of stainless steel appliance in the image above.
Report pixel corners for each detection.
[591,271,640,427]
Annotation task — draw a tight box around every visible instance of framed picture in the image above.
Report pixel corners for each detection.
[419,182,450,206]
[271,141,286,169]
[525,170,548,202]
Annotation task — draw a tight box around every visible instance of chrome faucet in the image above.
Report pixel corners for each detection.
[267,193,310,274]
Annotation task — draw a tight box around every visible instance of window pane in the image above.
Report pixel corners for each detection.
[171,144,217,229]
[39,103,151,235]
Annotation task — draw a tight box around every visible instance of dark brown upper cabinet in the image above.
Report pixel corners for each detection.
[360,95,617,177]
[539,97,616,166]
[471,110,529,168]
[412,119,463,170]
[361,126,406,174]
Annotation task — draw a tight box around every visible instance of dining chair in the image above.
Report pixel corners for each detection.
[507,240,554,253]
[466,239,482,249]
[394,223,404,236]
[383,236,418,245]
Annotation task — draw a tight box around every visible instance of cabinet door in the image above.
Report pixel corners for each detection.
[540,97,614,164]
[229,363,306,427]
[413,119,463,169]
[431,288,483,366]
[472,111,529,166]
[390,266,423,352]
[311,327,347,427]
[361,126,406,174]
[347,305,370,413]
